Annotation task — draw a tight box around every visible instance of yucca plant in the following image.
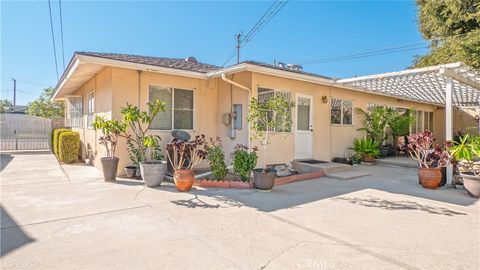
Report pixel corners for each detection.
[353,138,380,161]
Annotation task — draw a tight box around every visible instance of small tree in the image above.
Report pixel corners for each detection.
[26,87,64,118]
[120,100,166,163]
[92,116,126,158]
[247,95,295,168]
[0,99,13,113]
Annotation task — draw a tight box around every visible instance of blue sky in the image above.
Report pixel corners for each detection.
[1,0,428,105]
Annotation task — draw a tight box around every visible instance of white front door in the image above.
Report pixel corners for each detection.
[295,94,313,159]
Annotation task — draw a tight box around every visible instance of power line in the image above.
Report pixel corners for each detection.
[59,0,65,70]
[1,78,52,86]
[48,0,59,80]
[290,29,480,66]
[217,0,289,68]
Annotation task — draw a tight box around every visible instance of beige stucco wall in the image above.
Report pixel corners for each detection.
[248,73,438,166]
[68,66,462,175]
[71,67,112,170]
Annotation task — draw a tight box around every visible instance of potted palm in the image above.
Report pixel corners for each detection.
[92,116,126,182]
[247,95,295,191]
[166,135,207,192]
[385,108,413,156]
[449,135,480,197]
[352,138,380,164]
[120,100,167,186]
[356,106,388,157]
[407,130,451,189]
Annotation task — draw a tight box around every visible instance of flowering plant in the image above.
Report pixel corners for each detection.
[407,130,452,168]
[166,135,207,171]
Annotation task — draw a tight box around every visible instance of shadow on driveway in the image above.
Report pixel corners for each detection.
[1,206,35,257]
[0,154,13,172]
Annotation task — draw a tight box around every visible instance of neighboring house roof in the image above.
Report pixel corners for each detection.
[8,105,27,114]
[76,52,220,73]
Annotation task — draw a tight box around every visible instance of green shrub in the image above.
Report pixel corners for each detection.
[206,138,227,181]
[232,144,258,182]
[58,131,80,163]
[52,128,70,157]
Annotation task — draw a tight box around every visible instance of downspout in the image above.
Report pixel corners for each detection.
[137,70,142,107]
[221,73,251,148]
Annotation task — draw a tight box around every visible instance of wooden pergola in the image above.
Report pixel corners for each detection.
[337,62,480,184]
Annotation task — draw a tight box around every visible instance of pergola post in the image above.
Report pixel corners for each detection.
[445,77,453,185]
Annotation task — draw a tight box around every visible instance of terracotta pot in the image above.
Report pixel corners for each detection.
[174,169,195,192]
[418,167,442,189]
[361,156,376,165]
[461,173,480,198]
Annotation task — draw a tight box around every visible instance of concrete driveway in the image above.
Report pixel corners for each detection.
[1,152,479,270]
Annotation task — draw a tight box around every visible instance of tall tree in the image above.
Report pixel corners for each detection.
[414,0,480,68]
[0,99,13,114]
[26,87,64,118]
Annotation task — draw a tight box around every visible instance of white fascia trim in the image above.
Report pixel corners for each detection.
[337,62,463,83]
[51,57,80,101]
[77,55,206,79]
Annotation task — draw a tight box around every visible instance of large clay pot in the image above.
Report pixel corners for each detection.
[253,168,277,192]
[461,173,480,198]
[174,169,195,192]
[140,161,167,187]
[101,157,119,182]
[361,156,376,165]
[418,167,442,189]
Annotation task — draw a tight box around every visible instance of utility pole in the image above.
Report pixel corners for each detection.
[12,78,16,106]
[235,32,242,64]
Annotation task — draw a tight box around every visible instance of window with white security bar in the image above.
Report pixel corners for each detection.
[87,92,95,128]
[149,86,194,130]
[257,87,292,132]
[330,98,353,125]
[65,96,83,127]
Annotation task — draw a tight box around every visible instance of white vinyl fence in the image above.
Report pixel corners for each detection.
[0,114,52,150]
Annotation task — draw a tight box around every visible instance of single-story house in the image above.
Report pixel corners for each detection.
[51,52,480,174]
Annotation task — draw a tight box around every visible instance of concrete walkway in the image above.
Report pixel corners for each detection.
[1,152,479,270]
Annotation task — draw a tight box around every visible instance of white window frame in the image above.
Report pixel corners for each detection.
[149,85,196,131]
[86,91,95,129]
[330,98,353,126]
[257,87,293,133]
[65,95,83,127]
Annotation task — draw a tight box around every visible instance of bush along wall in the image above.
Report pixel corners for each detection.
[58,131,80,163]
[52,128,70,157]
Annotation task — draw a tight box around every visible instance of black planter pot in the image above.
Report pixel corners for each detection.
[388,146,398,157]
[124,166,137,178]
[379,147,389,158]
[253,168,277,192]
[333,157,348,164]
[101,157,119,182]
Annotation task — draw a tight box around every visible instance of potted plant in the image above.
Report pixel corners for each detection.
[124,138,144,178]
[247,95,295,191]
[385,108,413,156]
[92,116,126,182]
[232,144,258,182]
[352,138,380,165]
[140,135,167,187]
[407,130,451,189]
[356,105,388,157]
[449,135,480,197]
[166,135,207,192]
[120,100,167,186]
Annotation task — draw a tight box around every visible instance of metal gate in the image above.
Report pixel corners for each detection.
[0,114,52,150]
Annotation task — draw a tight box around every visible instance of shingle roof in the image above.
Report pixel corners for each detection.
[242,60,333,80]
[76,52,220,73]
